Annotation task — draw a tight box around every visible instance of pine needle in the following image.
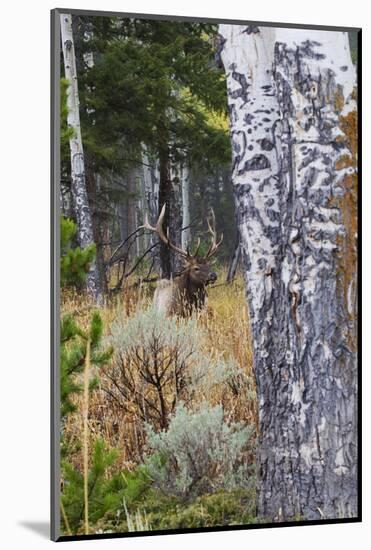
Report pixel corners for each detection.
[83,337,91,535]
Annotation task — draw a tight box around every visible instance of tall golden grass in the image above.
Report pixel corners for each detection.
[61,267,256,474]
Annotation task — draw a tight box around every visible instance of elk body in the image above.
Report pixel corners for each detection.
[142,205,222,317]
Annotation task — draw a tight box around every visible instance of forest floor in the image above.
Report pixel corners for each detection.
[60,268,258,535]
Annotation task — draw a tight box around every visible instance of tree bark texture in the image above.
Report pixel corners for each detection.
[142,145,161,271]
[158,149,172,278]
[227,239,241,284]
[60,13,102,302]
[181,163,191,251]
[219,24,358,521]
[169,160,183,272]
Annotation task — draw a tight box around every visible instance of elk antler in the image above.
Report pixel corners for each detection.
[187,237,201,258]
[204,208,223,259]
[141,204,190,259]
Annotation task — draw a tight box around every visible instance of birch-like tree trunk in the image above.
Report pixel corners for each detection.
[169,160,183,272]
[181,163,191,251]
[220,24,358,521]
[142,144,158,222]
[127,169,139,261]
[60,13,102,302]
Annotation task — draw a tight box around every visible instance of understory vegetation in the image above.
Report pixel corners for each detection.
[60,259,257,535]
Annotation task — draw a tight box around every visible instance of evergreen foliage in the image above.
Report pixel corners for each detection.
[61,16,234,270]
[60,77,75,162]
[79,17,230,170]
[61,442,154,534]
[60,216,96,288]
[62,438,123,533]
[144,489,257,530]
[61,311,113,421]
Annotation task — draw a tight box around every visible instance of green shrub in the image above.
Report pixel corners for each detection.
[105,308,242,429]
[61,439,123,534]
[61,443,153,535]
[61,312,113,422]
[108,488,257,532]
[145,402,255,499]
[61,216,96,288]
[147,489,257,530]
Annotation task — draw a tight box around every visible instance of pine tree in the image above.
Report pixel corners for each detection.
[61,438,122,533]
[61,439,152,534]
[60,311,112,421]
[61,216,96,288]
[68,16,232,278]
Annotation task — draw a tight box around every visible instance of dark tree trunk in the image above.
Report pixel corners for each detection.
[227,238,241,283]
[158,148,173,278]
[220,24,358,521]
[85,166,107,295]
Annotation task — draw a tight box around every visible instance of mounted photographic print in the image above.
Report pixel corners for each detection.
[51,8,361,541]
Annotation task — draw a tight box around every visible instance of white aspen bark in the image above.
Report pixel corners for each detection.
[220,24,357,521]
[227,240,241,283]
[141,144,157,251]
[138,168,149,251]
[181,163,191,250]
[127,169,138,261]
[60,13,102,302]
[153,161,160,214]
[169,159,183,272]
[141,145,161,271]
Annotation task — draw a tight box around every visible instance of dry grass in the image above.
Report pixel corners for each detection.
[61,267,256,472]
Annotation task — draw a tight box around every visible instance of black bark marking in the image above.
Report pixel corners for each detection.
[239,154,271,173]
[244,113,255,124]
[243,25,260,34]
[258,138,274,151]
[214,34,227,69]
[231,70,250,104]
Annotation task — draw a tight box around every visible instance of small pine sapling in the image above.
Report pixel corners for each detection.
[61,216,96,288]
[61,311,113,422]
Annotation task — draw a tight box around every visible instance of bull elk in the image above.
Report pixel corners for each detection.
[141,205,223,317]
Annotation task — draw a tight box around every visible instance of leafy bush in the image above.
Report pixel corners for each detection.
[105,308,242,429]
[145,402,254,499]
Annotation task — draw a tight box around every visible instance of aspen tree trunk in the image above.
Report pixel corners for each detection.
[219,24,358,521]
[169,160,183,272]
[181,163,191,250]
[142,145,161,271]
[157,149,172,279]
[227,239,241,283]
[142,144,158,222]
[126,169,138,261]
[60,13,102,302]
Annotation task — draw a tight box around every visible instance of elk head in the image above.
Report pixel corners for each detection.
[141,204,223,287]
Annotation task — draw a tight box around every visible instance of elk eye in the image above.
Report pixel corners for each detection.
[194,266,200,271]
